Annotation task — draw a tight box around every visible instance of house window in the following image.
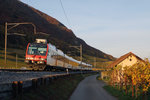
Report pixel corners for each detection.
[129,59,132,61]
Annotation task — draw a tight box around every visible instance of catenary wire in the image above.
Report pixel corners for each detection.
[59,0,72,29]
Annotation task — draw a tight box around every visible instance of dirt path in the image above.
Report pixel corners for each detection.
[69,75,117,100]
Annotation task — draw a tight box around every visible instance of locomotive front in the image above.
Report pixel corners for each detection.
[25,43,48,65]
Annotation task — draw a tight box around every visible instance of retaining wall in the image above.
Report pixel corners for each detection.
[0,71,94,99]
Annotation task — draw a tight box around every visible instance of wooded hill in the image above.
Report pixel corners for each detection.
[0,0,115,63]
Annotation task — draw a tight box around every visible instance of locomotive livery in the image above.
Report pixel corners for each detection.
[25,39,92,70]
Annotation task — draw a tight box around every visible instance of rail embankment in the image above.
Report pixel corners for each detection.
[0,71,95,100]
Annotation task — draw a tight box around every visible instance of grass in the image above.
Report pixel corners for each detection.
[103,85,150,100]
[0,59,27,69]
[0,47,113,69]
[16,74,94,100]
[0,48,27,69]
[103,85,134,100]
[96,75,135,100]
[96,74,150,100]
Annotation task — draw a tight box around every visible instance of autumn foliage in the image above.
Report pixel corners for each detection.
[108,59,150,99]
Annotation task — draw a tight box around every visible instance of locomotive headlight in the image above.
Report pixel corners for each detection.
[41,58,46,60]
[34,58,38,60]
[26,57,33,60]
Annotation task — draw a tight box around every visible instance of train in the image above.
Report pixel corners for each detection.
[25,39,92,71]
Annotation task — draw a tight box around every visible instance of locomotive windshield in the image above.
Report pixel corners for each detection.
[27,43,47,56]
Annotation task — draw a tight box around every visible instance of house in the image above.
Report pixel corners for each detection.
[102,52,145,83]
[107,52,145,68]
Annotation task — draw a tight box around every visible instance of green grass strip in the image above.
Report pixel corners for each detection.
[103,85,135,100]
[16,74,93,100]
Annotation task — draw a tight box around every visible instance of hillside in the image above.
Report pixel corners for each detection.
[0,0,115,62]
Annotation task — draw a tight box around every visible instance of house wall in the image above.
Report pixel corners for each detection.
[113,54,144,83]
[118,55,139,67]
[101,71,109,79]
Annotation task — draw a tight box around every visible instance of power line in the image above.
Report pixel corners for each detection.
[59,0,72,29]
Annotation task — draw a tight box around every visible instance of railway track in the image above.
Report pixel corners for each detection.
[0,68,93,84]
[0,70,66,84]
[0,69,95,100]
[0,69,33,72]
[0,67,91,73]
[0,68,51,72]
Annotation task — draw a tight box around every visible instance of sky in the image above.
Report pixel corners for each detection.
[21,0,150,59]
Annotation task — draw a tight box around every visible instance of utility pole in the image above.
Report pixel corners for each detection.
[7,22,36,35]
[4,22,36,65]
[80,44,82,64]
[94,57,96,67]
[16,54,17,68]
[69,44,82,64]
[5,22,7,64]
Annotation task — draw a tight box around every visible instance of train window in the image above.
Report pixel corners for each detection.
[38,48,47,55]
[27,43,47,56]
[28,47,37,55]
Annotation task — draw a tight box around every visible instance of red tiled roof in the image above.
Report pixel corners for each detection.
[107,52,144,68]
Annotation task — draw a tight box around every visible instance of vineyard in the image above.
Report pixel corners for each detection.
[107,59,150,99]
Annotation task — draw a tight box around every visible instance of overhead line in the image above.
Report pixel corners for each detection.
[59,0,72,29]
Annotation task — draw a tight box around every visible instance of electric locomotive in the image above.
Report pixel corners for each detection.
[25,39,92,70]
